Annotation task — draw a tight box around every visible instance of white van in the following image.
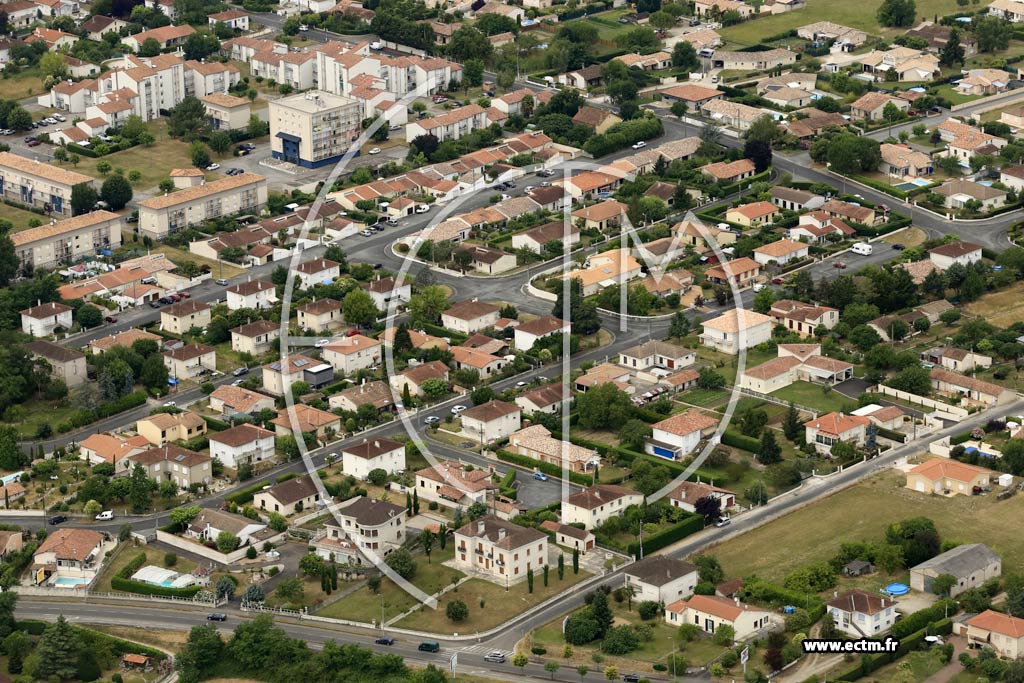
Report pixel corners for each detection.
[95,510,113,521]
[850,243,873,256]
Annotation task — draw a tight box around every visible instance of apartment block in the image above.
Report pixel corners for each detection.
[0,152,95,217]
[137,173,268,239]
[269,90,362,168]
[12,210,121,270]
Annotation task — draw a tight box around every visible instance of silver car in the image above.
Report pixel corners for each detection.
[483,652,506,663]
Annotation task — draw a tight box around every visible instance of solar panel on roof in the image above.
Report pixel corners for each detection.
[294,359,309,367]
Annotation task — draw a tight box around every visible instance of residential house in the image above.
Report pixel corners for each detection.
[769,300,839,336]
[515,383,570,415]
[880,143,932,178]
[646,410,719,460]
[955,68,1011,95]
[159,300,211,335]
[508,425,599,474]
[561,249,641,297]
[209,8,250,30]
[911,544,1001,596]
[658,83,725,107]
[574,362,632,394]
[798,22,867,49]
[342,437,406,480]
[958,611,1024,658]
[769,186,824,212]
[561,484,644,530]
[938,120,1008,162]
[619,340,695,372]
[208,384,275,417]
[701,159,757,184]
[928,240,983,268]
[364,276,411,309]
[230,320,281,356]
[571,201,627,232]
[322,335,382,375]
[930,367,1015,405]
[416,460,495,508]
[135,411,207,447]
[123,25,196,52]
[614,51,672,71]
[297,298,343,332]
[389,360,449,398]
[625,556,699,603]
[254,474,321,515]
[441,300,501,334]
[461,400,521,443]
[827,590,898,636]
[455,244,517,275]
[540,520,595,554]
[905,23,978,57]
[336,496,406,555]
[261,354,324,395]
[514,315,570,352]
[857,47,939,81]
[726,201,779,228]
[674,220,737,251]
[921,345,992,373]
[752,239,809,266]
[739,344,853,393]
[990,0,1024,22]
[208,424,276,469]
[572,105,622,134]
[699,309,772,354]
[25,339,87,388]
[512,221,581,254]
[700,98,767,131]
[821,199,879,226]
[32,528,107,585]
[454,515,548,583]
[450,346,506,379]
[804,412,870,454]
[710,48,796,71]
[669,480,736,514]
[80,432,149,469]
[226,279,277,310]
[270,404,342,440]
[186,508,268,549]
[850,92,910,120]
[129,445,212,489]
[906,458,993,498]
[294,258,341,289]
[162,343,217,380]
[329,380,396,414]
[665,594,772,641]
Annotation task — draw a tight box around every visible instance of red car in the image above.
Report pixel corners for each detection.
[771,277,785,285]
[178,291,190,298]
[169,293,182,302]
[104,316,117,323]
[833,261,847,269]
[26,139,40,147]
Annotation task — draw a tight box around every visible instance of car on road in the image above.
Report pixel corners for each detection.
[104,315,118,323]
[418,642,440,652]
[623,675,641,683]
[536,169,554,178]
[54,114,65,122]
[205,163,220,171]
[226,168,244,176]
[533,471,548,481]
[484,652,506,663]
[232,367,249,377]
[299,24,309,31]
[149,300,161,308]
[231,379,245,386]
[451,405,467,415]
[163,401,176,407]
[375,637,395,646]
[715,517,731,527]
[432,95,448,104]
[892,243,906,250]
[500,193,511,200]
[27,139,40,147]
[752,283,766,293]
[48,515,68,525]
[524,186,535,193]
[207,613,227,621]
[385,217,399,226]
[360,230,373,237]
[95,510,113,521]
[424,416,441,425]
[179,291,190,298]
[539,181,552,187]
[833,260,847,269]
[216,278,229,286]
[314,339,330,348]
[516,381,528,388]
[415,204,430,213]
[373,263,383,269]
[368,147,381,154]
[631,141,647,149]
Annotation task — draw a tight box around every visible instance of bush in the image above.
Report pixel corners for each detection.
[721,431,760,453]
[246,546,258,560]
[531,646,547,655]
[626,516,703,557]
[110,576,202,598]
[164,552,177,567]
[118,551,147,579]
[637,601,660,620]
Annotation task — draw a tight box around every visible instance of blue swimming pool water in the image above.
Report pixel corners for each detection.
[52,577,89,587]
[886,583,910,595]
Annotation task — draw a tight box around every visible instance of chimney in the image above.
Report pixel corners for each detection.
[374,440,379,448]
[477,520,485,534]
[498,528,506,541]
[734,597,740,606]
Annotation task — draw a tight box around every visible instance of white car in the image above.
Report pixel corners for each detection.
[516,381,529,388]
[299,24,309,31]
[163,401,176,407]
[368,147,381,155]
[524,186,535,193]
[631,141,647,150]
[314,338,330,348]
[415,204,430,214]
[205,163,220,171]
[451,405,467,415]
[752,283,767,292]
[360,229,373,237]
[500,193,511,200]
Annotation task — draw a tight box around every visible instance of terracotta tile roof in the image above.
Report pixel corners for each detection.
[803,412,870,438]
[130,24,196,45]
[443,299,500,321]
[666,594,766,621]
[826,589,893,615]
[0,151,94,188]
[163,299,210,319]
[271,404,339,432]
[701,159,755,180]
[661,83,724,102]
[462,399,519,423]
[399,360,449,385]
[930,367,1009,398]
[627,555,698,586]
[701,308,771,333]
[515,315,568,337]
[35,528,103,561]
[21,301,72,318]
[138,173,265,210]
[231,319,279,338]
[209,385,272,413]
[210,423,273,447]
[201,93,249,109]
[966,610,1024,639]
[226,279,275,296]
[132,444,210,468]
[929,240,982,259]
[298,298,341,315]
[25,339,85,363]
[343,437,404,459]
[90,328,162,352]
[566,484,640,510]
[653,410,718,436]
[910,457,992,482]
[455,514,546,549]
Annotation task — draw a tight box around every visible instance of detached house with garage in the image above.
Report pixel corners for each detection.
[827,590,898,636]
[209,424,275,470]
[805,412,870,454]
[461,400,521,443]
[513,315,570,351]
[561,484,643,530]
[341,437,406,480]
[905,458,993,498]
[646,411,719,460]
[160,300,211,335]
[699,309,773,354]
[441,300,501,334]
[665,594,772,641]
[454,515,548,584]
[21,302,73,337]
[752,239,809,267]
[253,474,321,515]
[625,556,699,603]
[957,611,1024,658]
[669,480,737,515]
[416,460,495,509]
[226,279,277,310]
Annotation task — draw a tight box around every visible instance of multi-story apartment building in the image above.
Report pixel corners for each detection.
[0,152,95,217]
[11,210,121,270]
[137,173,268,239]
[405,104,488,143]
[269,90,362,168]
[185,60,241,99]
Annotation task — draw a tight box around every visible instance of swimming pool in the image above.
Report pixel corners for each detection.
[894,178,932,191]
[52,577,90,587]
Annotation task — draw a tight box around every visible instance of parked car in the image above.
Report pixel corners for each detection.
[833,260,847,269]
[533,471,548,481]
[207,613,227,621]
[27,139,40,147]
[631,141,647,150]
[149,300,161,308]
[375,637,395,646]
[95,510,113,521]
[623,675,641,683]
[892,243,906,250]
[752,283,766,293]
[205,163,220,171]
[232,367,249,377]
[163,401,176,407]
[516,381,528,388]
[368,147,381,155]
[451,405,467,415]
[104,315,118,323]
[424,416,441,425]
[48,515,68,525]
[415,204,430,214]
[771,277,785,285]
[360,230,373,237]
[715,517,731,527]
[216,278,229,286]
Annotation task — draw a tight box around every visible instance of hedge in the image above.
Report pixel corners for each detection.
[891,599,956,639]
[118,551,147,579]
[849,175,910,200]
[875,426,906,443]
[77,625,169,661]
[226,482,267,506]
[66,142,100,158]
[496,449,592,486]
[420,322,467,344]
[721,431,760,453]
[950,431,973,446]
[97,391,147,419]
[111,575,203,598]
[835,618,952,681]
[626,515,704,557]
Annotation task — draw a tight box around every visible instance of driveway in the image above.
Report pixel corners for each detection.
[834,378,873,398]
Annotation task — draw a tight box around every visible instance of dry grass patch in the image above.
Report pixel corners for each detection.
[963,279,1024,328]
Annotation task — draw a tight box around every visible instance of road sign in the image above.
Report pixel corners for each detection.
[450,653,458,673]
[740,646,749,664]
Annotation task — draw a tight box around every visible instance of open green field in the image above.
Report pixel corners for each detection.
[95,544,197,593]
[1,201,47,232]
[0,69,46,101]
[770,381,859,415]
[396,568,592,635]
[706,470,1024,583]
[316,546,464,623]
[719,0,969,46]
[56,138,197,192]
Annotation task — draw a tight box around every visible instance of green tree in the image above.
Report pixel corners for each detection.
[512,652,529,671]
[544,660,560,679]
[101,173,133,210]
[976,15,1012,52]
[694,554,725,584]
[35,615,81,680]
[385,547,417,580]
[128,463,153,512]
[208,130,232,155]
[446,599,469,622]
[7,107,31,131]
[342,288,378,326]
[40,51,67,79]
[70,182,99,216]
[939,28,966,66]
[576,383,634,430]
[216,531,240,553]
[448,25,492,61]
[216,576,236,601]
[140,352,169,390]
[170,505,201,530]
[190,142,212,169]
[138,37,162,57]
[408,285,449,323]
[617,419,652,451]
[96,160,112,176]
[757,430,782,465]
[169,96,211,141]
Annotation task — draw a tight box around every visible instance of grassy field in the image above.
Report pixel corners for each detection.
[706,470,1024,583]
[316,546,464,623]
[395,568,592,635]
[0,69,45,100]
[868,648,948,683]
[964,279,1024,328]
[95,544,197,593]
[2,399,80,438]
[770,381,859,415]
[719,0,969,46]
[932,84,982,106]
[881,226,927,248]
[1,201,47,232]
[152,244,246,280]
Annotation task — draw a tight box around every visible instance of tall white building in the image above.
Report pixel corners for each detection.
[269,90,363,168]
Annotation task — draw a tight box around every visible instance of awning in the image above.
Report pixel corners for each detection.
[276,132,301,142]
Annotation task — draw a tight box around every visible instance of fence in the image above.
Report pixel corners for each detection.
[950,86,1024,113]
[155,529,288,564]
[12,585,224,606]
[874,385,969,421]
[738,387,818,418]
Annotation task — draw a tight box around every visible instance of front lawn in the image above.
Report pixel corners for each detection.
[770,381,859,415]
[95,544,197,593]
